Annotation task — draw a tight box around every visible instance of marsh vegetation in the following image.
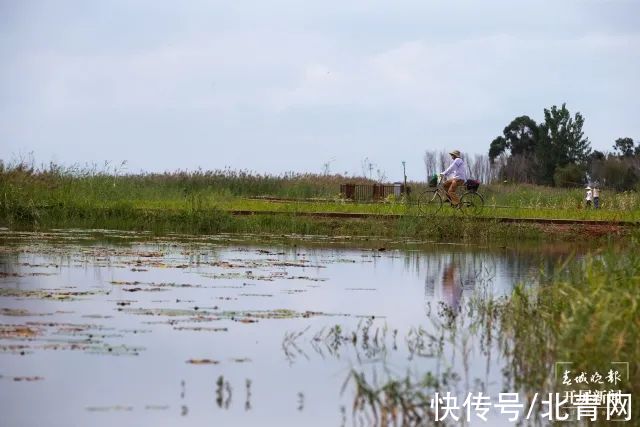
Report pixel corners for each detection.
[2,161,639,241]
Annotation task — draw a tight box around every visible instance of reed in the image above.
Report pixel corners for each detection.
[2,160,640,236]
[347,243,640,424]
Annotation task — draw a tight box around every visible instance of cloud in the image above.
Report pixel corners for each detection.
[269,32,640,123]
[1,1,639,176]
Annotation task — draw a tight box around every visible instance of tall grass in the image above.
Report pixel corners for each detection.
[347,242,640,424]
[2,159,640,232]
[0,159,372,204]
[499,248,640,398]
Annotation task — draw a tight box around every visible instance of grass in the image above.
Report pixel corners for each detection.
[0,201,551,242]
[2,161,639,239]
[500,248,640,396]
[347,242,640,424]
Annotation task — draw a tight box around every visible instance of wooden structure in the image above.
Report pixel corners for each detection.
[340,183,410,201]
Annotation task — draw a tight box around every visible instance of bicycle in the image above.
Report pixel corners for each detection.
[412,176,485,216]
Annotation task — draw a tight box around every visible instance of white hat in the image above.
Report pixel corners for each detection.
[585,186,592,190]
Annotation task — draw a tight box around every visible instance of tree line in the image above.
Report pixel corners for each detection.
[488,103,638,190]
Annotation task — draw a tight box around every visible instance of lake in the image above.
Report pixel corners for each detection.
[0,229,592,426]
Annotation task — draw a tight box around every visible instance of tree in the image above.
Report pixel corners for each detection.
[594,157,639,190]
[488,116,539,162]
[488,104,591,186]
[488,136,507,162]
[553,163,586,187]
[488,116,540,184]
[423,150,437,179]
[589,150,605,162]
[503,115,539,157]
[535,103,591,185]
[613,137,635,157]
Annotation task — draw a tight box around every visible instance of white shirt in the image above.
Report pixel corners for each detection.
[586,190,593,201]
[442,158,467,181]
[593,188,599,198]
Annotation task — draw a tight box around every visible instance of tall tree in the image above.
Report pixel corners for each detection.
[535,103,591,184]
[488,136,507,162]
[613,137,635,157]
[488,116,539,162]
[503,115,539,157]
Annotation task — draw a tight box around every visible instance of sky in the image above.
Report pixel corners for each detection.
[1,0,639,180]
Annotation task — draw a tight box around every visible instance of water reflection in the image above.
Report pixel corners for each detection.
[442,260,463,311]
[215,376,232,409]
[0,230,611,427]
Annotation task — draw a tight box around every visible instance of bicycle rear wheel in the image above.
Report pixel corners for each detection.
[459,192,484,215]
[416,190,443,216]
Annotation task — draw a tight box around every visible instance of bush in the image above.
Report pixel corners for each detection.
[590,157,639,191]
[553,163,585,187]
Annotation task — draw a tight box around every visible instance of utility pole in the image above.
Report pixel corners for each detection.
[402,161,407,194]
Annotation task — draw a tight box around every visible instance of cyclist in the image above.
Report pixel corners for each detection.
[439,150,467,206]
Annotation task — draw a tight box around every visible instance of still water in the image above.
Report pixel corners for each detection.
[0,229,582,426]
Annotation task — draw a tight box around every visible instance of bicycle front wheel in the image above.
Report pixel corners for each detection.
[416,190,443,216]
[459,192,484,215]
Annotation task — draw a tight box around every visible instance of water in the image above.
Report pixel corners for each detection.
[0,230,583,426]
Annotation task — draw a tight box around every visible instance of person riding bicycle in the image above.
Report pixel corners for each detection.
[439,150,467,206]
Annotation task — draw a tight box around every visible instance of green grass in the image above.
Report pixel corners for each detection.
[499,248,640,395]
[169,192,640,221]
[0,201,551,242]
[2,162,639,239]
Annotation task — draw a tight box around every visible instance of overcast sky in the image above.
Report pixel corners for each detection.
[1,0,639,180]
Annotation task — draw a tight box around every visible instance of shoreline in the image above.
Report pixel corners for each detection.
[2,205,632,243]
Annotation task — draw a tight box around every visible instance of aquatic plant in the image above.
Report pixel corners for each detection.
[345,243,640,424]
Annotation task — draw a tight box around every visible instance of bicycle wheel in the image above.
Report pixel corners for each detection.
[459,192,484,215]
[416,190,443,216]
